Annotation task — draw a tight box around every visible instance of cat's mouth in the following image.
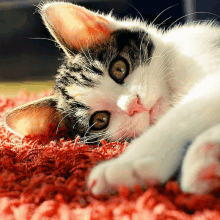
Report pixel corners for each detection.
[124,98,163,140]
[149,98,163,125]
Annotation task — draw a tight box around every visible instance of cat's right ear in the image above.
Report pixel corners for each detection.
[39,2,113,55]
[3,96,65,138]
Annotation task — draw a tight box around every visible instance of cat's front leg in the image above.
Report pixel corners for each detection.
[88,108,197,195]
[88,74,220,195]
[180,124,220,194]
[88,142,166,195]
[88,119,189,195]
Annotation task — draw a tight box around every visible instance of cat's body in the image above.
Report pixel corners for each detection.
[4,2,220,195]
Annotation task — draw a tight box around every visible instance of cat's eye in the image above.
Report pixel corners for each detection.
[109,58,129,84]
[89,111,111,131]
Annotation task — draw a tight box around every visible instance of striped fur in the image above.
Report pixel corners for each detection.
[53,28,155,142]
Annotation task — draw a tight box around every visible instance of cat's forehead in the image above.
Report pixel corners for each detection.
[82,28,152,58]
[68,28,154,75]
[55,27,154,101]
[55,27,154,102]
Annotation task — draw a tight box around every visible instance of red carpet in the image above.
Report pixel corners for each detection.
[0,90,219,220]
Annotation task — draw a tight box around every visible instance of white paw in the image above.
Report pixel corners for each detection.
[88,155,166,195]
[181,131,220,194]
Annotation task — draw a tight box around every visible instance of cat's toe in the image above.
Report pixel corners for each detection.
[104,160,140,188]
[181,161,220,194]
[181,142,220,194]
[88,160,116,195]
[88,159,140,195]
[88,156,165,195]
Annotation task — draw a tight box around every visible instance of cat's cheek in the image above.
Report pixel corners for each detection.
[149,98,169,125]
[108,112,150,142]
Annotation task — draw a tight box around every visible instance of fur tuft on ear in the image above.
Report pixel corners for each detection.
[40,2,113,54]
[4,96,65,138]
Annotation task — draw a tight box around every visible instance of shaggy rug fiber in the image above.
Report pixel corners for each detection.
[0,90,219,220]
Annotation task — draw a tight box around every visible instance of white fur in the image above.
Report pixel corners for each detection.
[40,2,220,194]
[181,124,220,194]
[88,21,220,194]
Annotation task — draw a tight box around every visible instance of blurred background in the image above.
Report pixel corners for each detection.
[0,0,220,96]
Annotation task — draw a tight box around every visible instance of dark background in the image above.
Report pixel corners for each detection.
[0,0,220,81]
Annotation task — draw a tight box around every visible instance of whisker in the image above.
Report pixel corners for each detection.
[28,37,57,44]
[157,16,172,28]
[79,45,94,66]
[127,2,145,22]
[56,111,74,134]
[168,12,220,30]
[82,119,130,143]
[139,4,179,67]
[151,4,179,25]
[83,122,97,142]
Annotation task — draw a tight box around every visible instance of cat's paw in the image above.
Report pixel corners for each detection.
[88,155,164,195]
[181,127,220,194]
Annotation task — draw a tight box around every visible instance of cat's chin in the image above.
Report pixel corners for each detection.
[110,98,167,143]
[112,114,150,143]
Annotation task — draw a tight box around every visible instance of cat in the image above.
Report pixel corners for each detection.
[4,1,220,195]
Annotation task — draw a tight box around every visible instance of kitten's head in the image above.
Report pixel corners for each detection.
[4,2,171,143]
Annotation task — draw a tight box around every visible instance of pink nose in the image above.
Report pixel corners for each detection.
[127,96,148,116]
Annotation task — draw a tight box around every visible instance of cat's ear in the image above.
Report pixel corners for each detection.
[4,96,65,138]
[40,2,113,55]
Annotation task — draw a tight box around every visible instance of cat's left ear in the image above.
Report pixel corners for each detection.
[40,2,113,55]
[4,96,65,138]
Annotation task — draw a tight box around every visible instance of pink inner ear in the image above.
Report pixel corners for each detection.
[45,4,113,51]
[6,105,64,137]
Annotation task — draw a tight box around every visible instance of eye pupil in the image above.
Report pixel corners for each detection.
[117,68,124,72]
[89,111,110,131]
[98,118,106,123]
